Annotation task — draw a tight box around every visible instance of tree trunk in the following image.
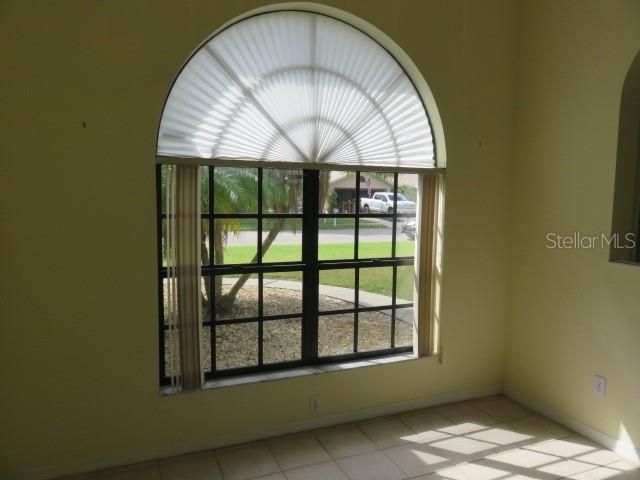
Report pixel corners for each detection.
[213,225,225,313]
[217,172,306,315]
[200,230,211,315]
[217,217,285,314]
[318,170,330,213]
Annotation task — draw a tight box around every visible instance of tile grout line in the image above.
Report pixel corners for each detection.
[309,429,336,460]
[367,404,553,479]
[352,422,410,480]
[266,429,370,479]
[273,403,627,480]
[76,396,635,480]
[260,440,285,478]
[233,407,611,480]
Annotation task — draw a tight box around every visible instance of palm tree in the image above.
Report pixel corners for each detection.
[164,167,393,316]
[319,170,331,213]
[208,167,301,315]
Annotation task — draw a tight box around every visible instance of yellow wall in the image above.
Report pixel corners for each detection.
[0,1,515,478]
[506,0,640,453]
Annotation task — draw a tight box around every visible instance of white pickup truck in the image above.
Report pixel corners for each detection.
[360,192,416,214]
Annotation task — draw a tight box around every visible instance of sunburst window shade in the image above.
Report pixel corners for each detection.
[157,11,436,170]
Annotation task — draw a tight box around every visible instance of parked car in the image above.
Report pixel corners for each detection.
[360,192,416,214]
[401,220,416,240]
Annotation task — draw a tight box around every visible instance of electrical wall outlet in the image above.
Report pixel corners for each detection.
[309,394,321,415]
[594,375,607,398]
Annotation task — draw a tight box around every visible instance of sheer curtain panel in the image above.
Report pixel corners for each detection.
[165,165,203,391]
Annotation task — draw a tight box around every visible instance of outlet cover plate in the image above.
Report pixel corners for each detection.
[594,375,607,398]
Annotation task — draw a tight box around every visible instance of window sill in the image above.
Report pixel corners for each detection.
[162,352,421,394]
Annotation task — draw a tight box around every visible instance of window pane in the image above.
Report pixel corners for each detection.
[214,219,257,265]
[395,265,414,305]
[202,325,212,372]
[161,218,168,267]
[396,173,418,256]
[263,318,302,364]
[262,218,302,263]
[318,313,354,357]
[395,307,414,348]
[200,166,210,214]
[318,218,354,260]
[395,217,416,257]
[358,266,393,307]
[358,309,392,352]
[215,274,258,320]
[216,322,258,370]
[201,275,211,322]
[213,167,258,214]
[163,329,178,378]
[162,277,169,325]
[160,165,168,214]
[320,170,356,214]
[319,268,355,311]
[263,168,303,213]
[358,218,392,259]
[359,172,394,213]
[397,173,419,212]
[263,272,302,316]
[201,218,210,266]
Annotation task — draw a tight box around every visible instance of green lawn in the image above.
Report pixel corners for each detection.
[222,217,387,231]
[221,240,414,263]
[220,241,415,300]
[162,239,415,299]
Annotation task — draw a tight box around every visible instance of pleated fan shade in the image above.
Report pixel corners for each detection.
[157,11,435,170]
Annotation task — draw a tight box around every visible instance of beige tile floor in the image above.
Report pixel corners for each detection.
[63,395,640,480]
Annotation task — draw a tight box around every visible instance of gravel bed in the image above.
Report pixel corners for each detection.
[164,286,412,375]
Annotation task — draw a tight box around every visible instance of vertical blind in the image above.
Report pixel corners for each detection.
[157,11,436,170]
[165,165,204,391]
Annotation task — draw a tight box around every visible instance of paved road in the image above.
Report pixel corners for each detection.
[224,227,403,245]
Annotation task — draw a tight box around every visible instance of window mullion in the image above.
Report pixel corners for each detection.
[391,173,399,348]
[209,166,216,375]
[257,169,264,366]
[354,172,361,352]
[302,170,320,361]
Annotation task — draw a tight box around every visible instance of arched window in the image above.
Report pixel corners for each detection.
[157,7,444,391]
[611,50,640,264]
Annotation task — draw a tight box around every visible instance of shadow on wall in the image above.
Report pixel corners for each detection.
[610,49,640,265]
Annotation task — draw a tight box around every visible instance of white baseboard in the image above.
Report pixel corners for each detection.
[23,384,502,480]
[503,385,640,464]
[225,383,504,441]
